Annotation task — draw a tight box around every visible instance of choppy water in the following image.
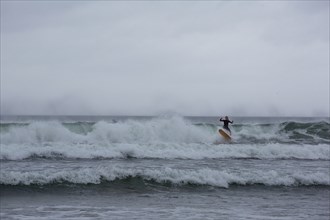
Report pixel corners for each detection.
[1,115,329,219]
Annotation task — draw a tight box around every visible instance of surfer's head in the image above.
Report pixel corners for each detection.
[225,116,229,120]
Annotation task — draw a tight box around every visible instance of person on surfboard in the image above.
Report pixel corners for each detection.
[219,116,233,134]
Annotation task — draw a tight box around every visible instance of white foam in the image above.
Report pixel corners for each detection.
[0,121,83,144]
[0,117,216,145]
[1,166,329,187]
[1,116,329,161]
[1,142,329,161]
[88,116,215,144]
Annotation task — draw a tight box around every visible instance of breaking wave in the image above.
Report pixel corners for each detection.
[0,117,213,144]
[1,116,329,144]
[1,143,329,161]
[1,116,329,161]
[1,166,328,188]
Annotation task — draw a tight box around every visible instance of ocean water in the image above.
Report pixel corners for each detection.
[0,115,329,220]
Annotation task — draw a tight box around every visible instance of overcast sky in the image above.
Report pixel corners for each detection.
[1,1,329,116]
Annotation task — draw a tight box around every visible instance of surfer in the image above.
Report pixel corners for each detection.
[220,116,233,134]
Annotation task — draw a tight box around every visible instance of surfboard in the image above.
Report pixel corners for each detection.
[218,128,231,141]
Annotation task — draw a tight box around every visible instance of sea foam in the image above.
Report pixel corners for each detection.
[1,142,329,161]
[1,116,329,161]
[1,166,329,187]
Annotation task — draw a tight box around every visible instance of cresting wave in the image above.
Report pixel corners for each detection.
[0,117,214,144]
[1,117,329,145]
[1,166,328,188]
[1,116,329,161]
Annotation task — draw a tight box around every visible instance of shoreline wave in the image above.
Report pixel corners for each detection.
[1,167,328,188]
[1,143,329,161]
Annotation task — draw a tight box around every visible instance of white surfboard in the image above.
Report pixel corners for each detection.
[218,128,231,141]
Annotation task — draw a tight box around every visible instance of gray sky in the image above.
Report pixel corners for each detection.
[1,1,329,116]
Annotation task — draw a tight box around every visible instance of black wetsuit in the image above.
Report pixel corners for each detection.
[220,118,233,132]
